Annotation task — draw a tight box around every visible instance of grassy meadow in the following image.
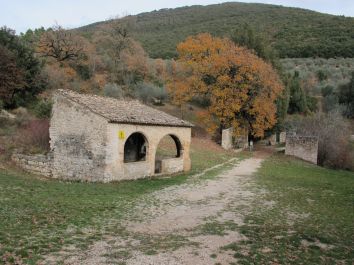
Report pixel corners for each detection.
[0,137,235,264]
[223,154,354,264]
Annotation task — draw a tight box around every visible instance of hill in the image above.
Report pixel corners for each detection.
[78,2,354,59]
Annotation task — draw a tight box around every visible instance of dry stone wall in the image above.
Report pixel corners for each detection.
[285,136,318,164]
[12,153,53,177]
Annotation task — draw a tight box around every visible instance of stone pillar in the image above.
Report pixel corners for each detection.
[221,128,233,150]
[279,132,286,144]
[269,134,276,145]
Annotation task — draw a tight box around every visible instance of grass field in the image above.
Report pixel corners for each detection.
[1,142,353,264]
[223,153,354,264]
[0,137,234,264]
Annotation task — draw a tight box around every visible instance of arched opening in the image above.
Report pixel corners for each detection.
[124,132,147,163]
[155,134,183,173]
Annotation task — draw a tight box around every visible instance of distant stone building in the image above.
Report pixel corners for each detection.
[37,89,193,182]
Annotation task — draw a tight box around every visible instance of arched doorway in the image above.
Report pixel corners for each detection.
[124,132,148,163]
[155,134,183,173]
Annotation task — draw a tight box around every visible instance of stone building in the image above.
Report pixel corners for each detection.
[48,89,193,182]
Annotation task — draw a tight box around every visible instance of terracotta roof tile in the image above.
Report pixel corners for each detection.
[57,89,193,127]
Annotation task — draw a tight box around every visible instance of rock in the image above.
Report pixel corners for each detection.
[0,109,16,120]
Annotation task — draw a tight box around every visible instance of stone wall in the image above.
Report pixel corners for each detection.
[12,153,53,177]
[279,132,286,143]
[161,157,184,174]
[50,93,108,182]
[285,136,318,164]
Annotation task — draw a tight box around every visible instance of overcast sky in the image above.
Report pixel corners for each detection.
[0,0,353,34]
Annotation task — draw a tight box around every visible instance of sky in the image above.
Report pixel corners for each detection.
[0,0,353,34]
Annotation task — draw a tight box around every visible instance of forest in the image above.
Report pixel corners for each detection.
[79,2,354,59]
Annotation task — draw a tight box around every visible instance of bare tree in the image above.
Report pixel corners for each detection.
[37,24,84,62]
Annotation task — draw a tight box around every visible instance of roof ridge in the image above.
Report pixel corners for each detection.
[56,89,193,127]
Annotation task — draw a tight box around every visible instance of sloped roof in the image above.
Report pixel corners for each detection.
[57,89,193,127]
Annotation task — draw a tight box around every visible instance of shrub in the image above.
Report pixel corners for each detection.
[32,100,52,118]
[286,111,353,170]
[18,119,50,154]
[104,83,124,99]
[75,64,92,80]
[323,94,339,113]
[317,70,328,81]
[133,82,167,104]
[306,96,318,112]
[321,85,334,97]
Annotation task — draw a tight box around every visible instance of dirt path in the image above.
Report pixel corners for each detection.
[44,151,271,265]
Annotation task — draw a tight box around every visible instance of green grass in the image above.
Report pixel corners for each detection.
[224,154,354,264]
[0,139,235,264]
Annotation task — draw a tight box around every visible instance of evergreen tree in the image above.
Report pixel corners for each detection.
[0,27,45,108]
[338,72,354,118]
[287,71,308,114]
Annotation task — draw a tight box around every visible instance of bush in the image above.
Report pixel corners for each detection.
[321,85,334,97]
[18,119,50,154]
[104,83,124,99]
[75,64,92,80]
[306,96,318,112]
[286,111,353,170]
[133,82,167,104]
[32,100,52,118]
[317,70,328,81]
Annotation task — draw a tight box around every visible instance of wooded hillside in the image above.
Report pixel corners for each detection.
[78,2,354,59]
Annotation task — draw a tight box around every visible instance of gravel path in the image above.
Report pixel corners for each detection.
[43,152,269,265]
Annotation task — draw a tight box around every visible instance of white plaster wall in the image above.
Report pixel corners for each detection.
[105,123,191,181]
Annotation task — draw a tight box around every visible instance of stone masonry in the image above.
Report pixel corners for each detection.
[221,128,233,150]
[47,89,193,182]
[12,153,53,177]
[285,135,318,164]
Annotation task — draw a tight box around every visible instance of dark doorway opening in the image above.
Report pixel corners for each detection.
[124,132,147,163]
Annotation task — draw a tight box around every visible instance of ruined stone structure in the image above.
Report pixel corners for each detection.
[221,128,233,150]
[285,135,318,164]
[221,128,248,150]
[267,132,286,146]
[279,132,286,144]
[16,90,193,182]
[12,153,53,177]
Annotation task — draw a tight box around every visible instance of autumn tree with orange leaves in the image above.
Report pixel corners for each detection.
[168,33,284,137]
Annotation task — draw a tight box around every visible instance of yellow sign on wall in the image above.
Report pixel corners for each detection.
[118,131,125,140]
